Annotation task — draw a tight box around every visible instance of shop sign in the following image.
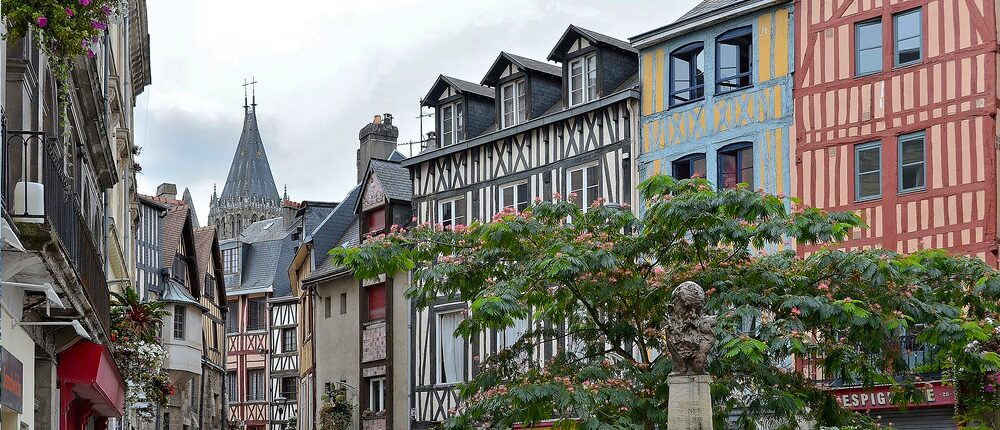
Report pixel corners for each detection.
[832,381,954,411]
[1,347,23,413]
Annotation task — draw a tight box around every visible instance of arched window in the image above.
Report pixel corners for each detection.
[669,42,705,106]
[717,142,753,189]
[716,26,753,93]
[672,153,707,180]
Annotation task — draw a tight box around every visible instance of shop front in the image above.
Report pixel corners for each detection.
[57,341,125,430]
[831,381,957,429]
[1,347,25,429]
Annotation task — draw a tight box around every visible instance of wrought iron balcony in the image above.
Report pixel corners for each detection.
[2,121,112,339]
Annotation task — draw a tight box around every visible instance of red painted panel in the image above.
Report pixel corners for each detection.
[830,381,955,411]
[367,283,386,320]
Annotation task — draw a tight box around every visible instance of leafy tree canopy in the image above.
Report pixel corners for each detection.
[330,176,1000,429]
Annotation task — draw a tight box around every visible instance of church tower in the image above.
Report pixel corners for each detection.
[208,85,281,239]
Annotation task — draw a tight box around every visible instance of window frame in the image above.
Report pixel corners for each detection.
[437,197,467,228]
[223,248,239,274]
[281,327,297,353]
[500,79,527,128]
[893,8,923,68]
[226,301,239,333]
[715,26,754,94]
[672,153,707,180]
[717,142,755,189]
[246,369,265,401]
[567,163,601,212]
[173,305,186,340]
[855,18,883,76]
[854,141,883,201]
[499,181,530,212]
[226,371,238,402]
[281,376,298,401]
[568,53,598,106]
[369,377,386,413]
[669,42,706,107]
[897,131,926,193]
[439,100,464,147]
[436,309,466,385]
[247,298,266,332]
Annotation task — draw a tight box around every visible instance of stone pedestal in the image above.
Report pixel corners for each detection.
[667,374,714,430]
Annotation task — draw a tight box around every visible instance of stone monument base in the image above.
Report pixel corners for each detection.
[667,374,714,430]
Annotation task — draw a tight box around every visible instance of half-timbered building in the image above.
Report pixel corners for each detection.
[792,0,998,426]
[403,25,640,428]
[193,225,228,429]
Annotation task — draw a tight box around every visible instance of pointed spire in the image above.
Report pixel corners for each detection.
[252,76,257,107]
[219,99,280,205]
[283,185,288,201]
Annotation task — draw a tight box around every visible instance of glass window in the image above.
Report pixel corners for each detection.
[586,54,598,101]
[716,27,753,92]
[437,310,465,384]
[500,182,530,212]
[281,328,297,353]
[340,293,348,315]
[247,298,266,331]
[281,376,297,401]
[498,317,529,349]
[440,101,464,147]
[226,301,239,333]
[501,79,527,128]
[173,305,185,340]
[438,197,467,228]
[894,8,922,66]
[223,248,239,274]
[324,296,331,318]
[367,283,386,321]
[718,143,754,189]
[569,54,598,106]
[369,377,385,413]
[226,371,238,401]
[568,165,601,211]
[855,142,882,200]
[899,132,926,192]
[856,19,883,75]
[672,154,707,180]
[670,43,705,106]
[246,369,265,401]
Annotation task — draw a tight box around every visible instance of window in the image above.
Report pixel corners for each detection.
[226,301,239,333]
[223,248,239,274]
[716,27,753,92]
[672,154,707,180]
[894,8,922,66]
[438,197,466,228]
[567,165,600,211]
[324,296,331,318]
[173,305,186,340]
[226,371,238,401]
[501,79,527,127]
[246,369,265,401]
[440,101,464,147]
[281,376,297,401]
[718,143,754,189]
[368,377,385,413]
[500,182,529,212]
[898,131,925,192]
[212,322,219,349]
[855,19,882,75]
[498,317,529,349]
[670,43,705,106]
[205,275,215,299]
[569,54,597,106]
[281,328,297,353]
[247,298,266,331]
[855,142,882,200]
[164,413,170,430]
[437,310,465,384]
[340,293,348,315]
[367,283,386,321]
[366,209,386,233]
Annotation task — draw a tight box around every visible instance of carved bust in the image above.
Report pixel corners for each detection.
[666,281,716,375]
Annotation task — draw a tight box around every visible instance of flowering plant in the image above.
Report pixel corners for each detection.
[319,387,353,430]
[110,286,173,420]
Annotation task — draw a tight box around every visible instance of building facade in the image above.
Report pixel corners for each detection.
[1,1,151,429]
[404,25,640,427]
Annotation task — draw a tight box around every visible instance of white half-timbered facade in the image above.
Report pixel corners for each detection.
[270,298,299,429]
[403,25,640,428]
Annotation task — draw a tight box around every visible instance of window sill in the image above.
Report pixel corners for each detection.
[898,187,926,196]
[715,84,754,97]
[854,195,882,203]
[893,60,923,70]
[668,98,705,110]
[433,382,463,388]
[855,70,882,79]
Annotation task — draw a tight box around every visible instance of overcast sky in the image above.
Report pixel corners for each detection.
[134,0,701,224]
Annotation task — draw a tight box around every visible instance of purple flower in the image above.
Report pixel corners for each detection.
[66,8,75,17]
[79,0,91,5]
[36,16,48,27]
[92,20,107,30]
[87,49,95,59]
[101,5,112,16]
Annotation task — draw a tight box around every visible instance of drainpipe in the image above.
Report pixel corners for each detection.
[407,269,413,430]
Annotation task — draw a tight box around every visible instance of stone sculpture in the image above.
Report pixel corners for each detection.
[665,281,716,375]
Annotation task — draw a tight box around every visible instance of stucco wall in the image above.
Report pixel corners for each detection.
[391,270,410,429]
[313,274,360,428]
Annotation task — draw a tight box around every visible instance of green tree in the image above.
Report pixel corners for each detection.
[331,176,1000,429]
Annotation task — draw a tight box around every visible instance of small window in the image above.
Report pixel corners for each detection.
[339,293,348,315]
[281,376,298,401]
[855,142,882,200]
[567,165,601,211]
[672,154,707,180]
[669,43,705,106]
[894,8,922,66]
[247,298,266,331]
[173,305,186,340]
[501,79,527,128]
[437,310,465,384]
[367,283,386,321]
[440,101,464,147]
[500,182,530,212]
[282,328,297,353]
[898,132,926,192]
[438,197,467,228]
[855,19,883,75]
[246,369,265,401]
[324,296,331,318]
[366,208,386,233]
[226,301,239,333]
[226,371,238,401]
[368,377,385,413]
[569,54,598,106]
[716,27,753,93]
[718,143,754,189]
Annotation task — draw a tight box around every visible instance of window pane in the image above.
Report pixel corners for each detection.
[740,147,754,187]
[856,21,883,74]
[895,9,922,64]
[442,105,453,146]
[900,137,924,165]
[586,55,597,101]
[502,186,514,209]
[569,169,583,208]
[857,146,880,173]
[717,30,752,91]
[901,164,924,190]
[570,60,584,105]
[517,80,527,123]
[674,159,692,179]
[502,84,514,127]
[692,157,706,178]
[438,312,464,384]
[516,183,529,211]
[858,171,881,199]
[440,201,452,226]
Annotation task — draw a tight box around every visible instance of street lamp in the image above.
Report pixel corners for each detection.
[274,395,288,416]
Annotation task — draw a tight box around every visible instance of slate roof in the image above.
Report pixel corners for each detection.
[193,226,225,302]
[575,26,638,54]
[307,185,361,268]
[423,75,495,105]
[482,52,561,87]
[548,25,637,62]
[368,159,412,202]
[305,218,359,282]
[302,204,336,238]
[219,107,281,203]
[162,278,206,309]
[239,217,290,243]
[160,205,191,267]
[677,0,746,22]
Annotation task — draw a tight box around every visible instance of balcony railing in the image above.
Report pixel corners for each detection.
[3,123,111,339]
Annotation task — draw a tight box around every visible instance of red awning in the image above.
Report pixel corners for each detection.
[58,341,125,417]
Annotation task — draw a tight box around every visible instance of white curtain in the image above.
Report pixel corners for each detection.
[502,317,529,349]
[438,312,464,384]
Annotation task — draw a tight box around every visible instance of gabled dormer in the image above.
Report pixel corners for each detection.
[547,25,639,107]
[481,52,562,129]
[422,75,495,150]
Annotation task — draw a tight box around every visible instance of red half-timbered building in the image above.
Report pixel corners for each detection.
[794,0,997,426]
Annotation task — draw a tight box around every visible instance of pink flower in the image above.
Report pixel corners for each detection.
[102,5,112,15]
[92,20,107,30]
[66,8,75,16]
[87,49,95,58]
[79,0,91,5]
[36,16,48,27]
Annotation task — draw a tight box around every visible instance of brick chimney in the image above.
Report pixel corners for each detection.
[156,183,177,200]
[357,113,399,183]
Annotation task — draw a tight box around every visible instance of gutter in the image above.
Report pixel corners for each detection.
[630,0,784,49]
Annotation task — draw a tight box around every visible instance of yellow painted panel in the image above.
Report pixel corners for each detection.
[758,13,773,82]
[642,122,650,153]
[774,8,790,77]
[699,107,707,132]
[654,49,666,113]
[775,127,784,195]
[774,86,783,118]
[653,158,661,175]
[642,51,654,115]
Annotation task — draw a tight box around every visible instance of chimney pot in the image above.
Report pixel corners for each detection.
[384,113,393,125]
[373,115,382,125]
[156,183,178,200]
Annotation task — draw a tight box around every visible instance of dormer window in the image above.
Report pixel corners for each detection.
[569,54,597,106]
[440,100,464,147]
[501,79,527,128]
